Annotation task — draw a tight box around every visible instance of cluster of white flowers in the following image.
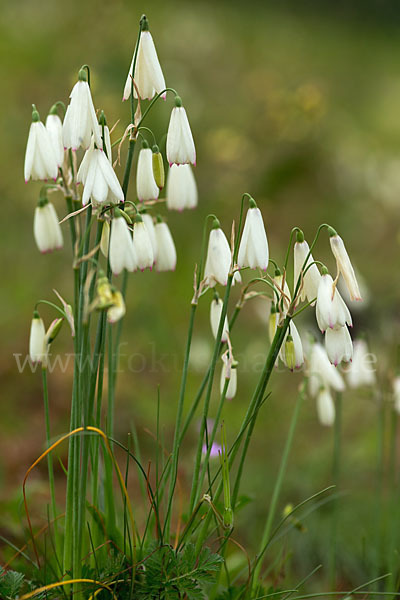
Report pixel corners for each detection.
[25,15,198,340]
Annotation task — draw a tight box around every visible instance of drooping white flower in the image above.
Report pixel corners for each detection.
[133,218,154,271]
[316,272,352,333]
[166,164,198,211]
[329,229,362,301]
[325,325,353,366]
[210,297,229,342]
[280,321,304,370]
[154,220,176,272]
[166,97,196,166]
[29,312,46,363]
[293,234,321,304]
[307,342,345,398]
[109,211,137,275]
[33,199,63,253]
[238,200,269,271]
[24,106,58,182]
[204,223,241,287]
[346,339,376,388]
[63,69,102,151]
[123,22,166,102]
[393,377,400,414]
[107,289,126,324]
[220,354,237,400]
[136,146,159,201]
[46,106,64,167]
[316,388,335,426]
[77,140,124,206]
[142,213,158,256]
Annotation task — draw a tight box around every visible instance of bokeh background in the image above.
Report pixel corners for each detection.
[2,0,400,591]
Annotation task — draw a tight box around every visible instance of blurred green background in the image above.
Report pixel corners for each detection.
[2,0,400,591]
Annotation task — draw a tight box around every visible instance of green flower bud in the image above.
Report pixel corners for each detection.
[152,150,165,189]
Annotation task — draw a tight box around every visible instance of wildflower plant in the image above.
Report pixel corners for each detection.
[16,12,371,600]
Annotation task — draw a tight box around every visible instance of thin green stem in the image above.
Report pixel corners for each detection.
[252,382,306,593]
[329,391,342,589]
[41,368,60,567]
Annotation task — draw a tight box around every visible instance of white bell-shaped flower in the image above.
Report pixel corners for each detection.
[293,233,321,304]
[166,164,198,211]
[29,312,46,363]
[307,342,345,398]
[210,297,229,342]
[46,105,64,167]
[280,322,304,370]
[220,354,237,400]
[24,105,58,182]
[136,146,159,201]
[63,69,102,151]
[123,21,166,101]
[109,211,137,275]
[346,339,376,388]
[154,220,176,272]
[142,213,158,256]
[316,388,335,426]
[77,140,124,206]
[166,97,196,166]
[33,199,63,253]
[325,325,353,366]
[316,271,352,333]
[133,217,154,271]
[329,229,362,301]
[238,200,269,271]
[204,222,241,287]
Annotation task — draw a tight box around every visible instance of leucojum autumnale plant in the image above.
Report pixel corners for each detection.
[6,12,381,600]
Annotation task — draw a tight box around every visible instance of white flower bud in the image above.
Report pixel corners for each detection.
[210,298,229,342]
[238,202,269,271]
[307,343,345,398]
[154,221,176,272]
[123,28,166,102]
[166,164,198,211]
[100,221,110,258]
[109,212,137,275]
[325,325,353,366]
[316,273,352,333]
[204,224,241,287]
[133,219,154,271]
[280,322,304,370]
[346,339,376,388]
[166,98,196,166]
[33,200,63,253]
[142,213,158,256]
[63,71,102,151]
[220,356,237,400]
[293,236,321,304]
[24,106,58,182]
[329,231,362,301]
[136,147,159,201]
[45,110,64,167]
[29,312,46,363]
[316,388,335,426]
